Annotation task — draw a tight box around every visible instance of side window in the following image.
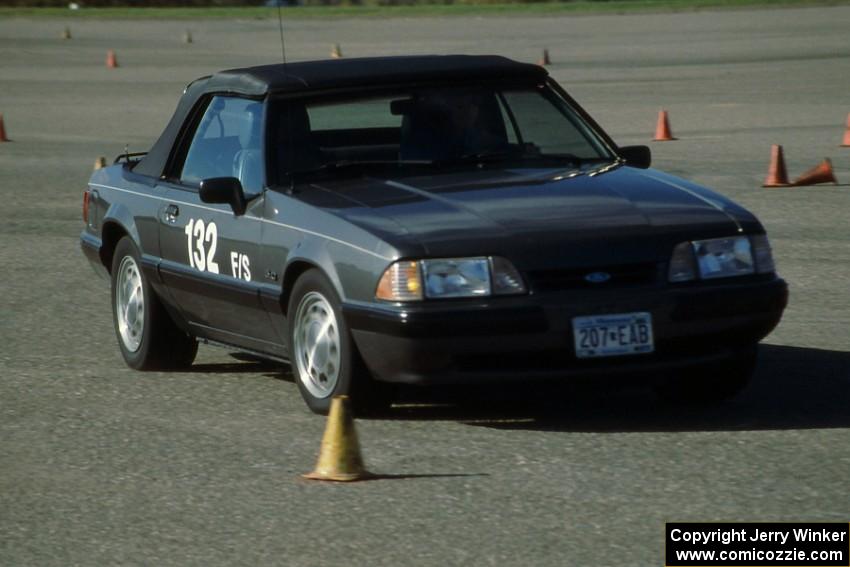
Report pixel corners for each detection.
[501,90,598,157]
[180,96,265,196]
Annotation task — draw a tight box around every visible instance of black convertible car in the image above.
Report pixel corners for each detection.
[80,55,787,413]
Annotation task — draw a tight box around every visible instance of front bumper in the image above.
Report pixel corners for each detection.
[344,276,788,385]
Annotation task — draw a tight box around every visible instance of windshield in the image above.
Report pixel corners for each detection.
[268,84,614,182]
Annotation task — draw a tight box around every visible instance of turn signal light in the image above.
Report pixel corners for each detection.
[376,261,423,301]
[668,241,697,282]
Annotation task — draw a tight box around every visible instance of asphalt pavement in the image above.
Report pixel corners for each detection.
[1,6,849,566]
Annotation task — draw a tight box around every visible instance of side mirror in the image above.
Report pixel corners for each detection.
[199,177,247,216]
[619,145,652,169]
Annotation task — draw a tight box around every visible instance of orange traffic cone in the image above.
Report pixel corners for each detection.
[762,144,790,187]
[653,109,676,141]
[106,50,118,68]
[331,44,343,59]
[841,113,850,147]
[538,49,551,66]
[792,158,838,186]
[0,113,8,142]
[303,396,373,482]
[93,156,107,170]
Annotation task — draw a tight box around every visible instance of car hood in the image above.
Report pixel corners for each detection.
[299,166,762,270]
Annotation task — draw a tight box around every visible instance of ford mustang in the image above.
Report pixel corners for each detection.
[80,55,788,414]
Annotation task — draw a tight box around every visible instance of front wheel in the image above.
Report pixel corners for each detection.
[286,269,392,415]
[111,237,197,370]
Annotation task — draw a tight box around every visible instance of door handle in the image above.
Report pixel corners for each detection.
[163,204,179,223]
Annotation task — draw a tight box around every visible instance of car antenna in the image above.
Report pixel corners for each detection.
[276,3,287,65]
[276,4,298,195]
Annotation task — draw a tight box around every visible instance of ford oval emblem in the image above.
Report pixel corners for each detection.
[584,272,611,284]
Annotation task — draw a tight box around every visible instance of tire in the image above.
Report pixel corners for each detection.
[286,269,392,415]
[111,237,198,370]
[655,345,758,404]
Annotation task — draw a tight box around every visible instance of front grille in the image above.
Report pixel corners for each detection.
[525,262,660,292]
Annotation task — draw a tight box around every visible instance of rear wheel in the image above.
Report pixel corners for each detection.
[111,237,197,370]
[287,269,392,415]
[655,345,758,404]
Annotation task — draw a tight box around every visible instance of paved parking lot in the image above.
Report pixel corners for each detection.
[1,6,849,566]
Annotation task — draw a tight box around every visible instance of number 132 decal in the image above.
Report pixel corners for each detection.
[183,218,251,281]
[184,218,220,273]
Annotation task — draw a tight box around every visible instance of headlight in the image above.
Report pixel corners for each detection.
[423,257,490,298]
[693,236,754,279]
[375,257,526,301]
[669,235,767,282]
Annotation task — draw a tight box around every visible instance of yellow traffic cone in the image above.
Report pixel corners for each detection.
[93,156,107,170]
[331,44,343,59]
[303,396,373,482]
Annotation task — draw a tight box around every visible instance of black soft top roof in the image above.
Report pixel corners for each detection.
[134,55,548,178]
[208,55,548,96]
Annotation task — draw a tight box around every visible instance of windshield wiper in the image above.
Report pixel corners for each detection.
[293,159,435,177]
[320,159,434,171]
[586,157,625,177]
[545,157,623,181]
[437,150,583,167]
[453,150,524,163]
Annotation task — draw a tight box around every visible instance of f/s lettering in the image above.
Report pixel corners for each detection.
[230,252,251,281]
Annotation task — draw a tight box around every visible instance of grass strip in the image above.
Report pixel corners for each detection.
[2,0,849,19]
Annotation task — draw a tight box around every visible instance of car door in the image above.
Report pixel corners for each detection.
[157,95,281,354]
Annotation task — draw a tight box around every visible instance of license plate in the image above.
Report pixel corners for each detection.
[572,312,654,359]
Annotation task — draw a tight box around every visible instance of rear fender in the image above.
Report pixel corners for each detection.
[100,203,167,295]
[100,203,143,272]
